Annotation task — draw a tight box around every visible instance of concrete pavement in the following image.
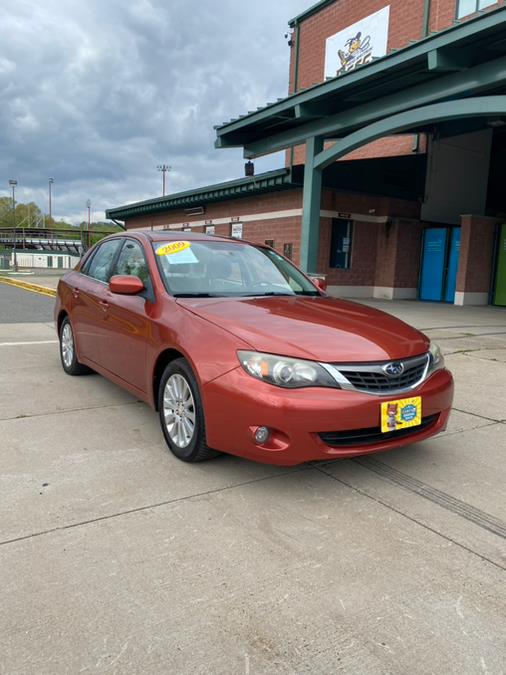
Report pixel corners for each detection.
[1,268,65,291]
[0,283,55,323]
[0,293,505,674]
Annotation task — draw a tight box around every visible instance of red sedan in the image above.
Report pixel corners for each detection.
[55,231,453,465]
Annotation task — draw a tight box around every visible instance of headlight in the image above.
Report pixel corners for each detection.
[428,341,445,373]
[237,351,339,389]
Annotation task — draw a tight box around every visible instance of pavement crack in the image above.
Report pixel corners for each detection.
[421,324,506,332]
[0,467,308,548]
[452,408,502,423]
[435,331,506,340]
[441,421,500,437]
[0,400,141,422]
[312,464,506,572]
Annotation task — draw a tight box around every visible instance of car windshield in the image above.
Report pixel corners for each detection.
[153,239,320,298]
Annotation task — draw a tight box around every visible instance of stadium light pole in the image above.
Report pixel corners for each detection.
[86,199,91,249]
[9,179,18,272]
[48,178,54,227]
[157,164,172,196]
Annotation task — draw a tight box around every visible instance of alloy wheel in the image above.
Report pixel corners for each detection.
[61,322,74,368]
[163,373,196,448]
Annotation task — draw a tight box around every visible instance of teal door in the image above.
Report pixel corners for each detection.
[419,227,461,303]
[444,228,461,303]
[493,224,506,307]
[420,228,448,301]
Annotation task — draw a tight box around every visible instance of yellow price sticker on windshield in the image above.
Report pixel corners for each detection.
[156,241,191,256]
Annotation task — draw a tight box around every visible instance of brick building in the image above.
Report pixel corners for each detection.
[107,0,506,306]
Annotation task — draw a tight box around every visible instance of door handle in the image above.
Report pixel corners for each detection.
[99,300,109,312]
[72,288,80,298]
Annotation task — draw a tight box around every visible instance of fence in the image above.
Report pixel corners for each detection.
[0,251,80,271]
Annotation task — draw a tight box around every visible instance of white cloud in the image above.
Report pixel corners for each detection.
[0,0,309,223]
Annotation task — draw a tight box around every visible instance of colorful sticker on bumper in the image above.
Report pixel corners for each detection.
[381,396,422,433]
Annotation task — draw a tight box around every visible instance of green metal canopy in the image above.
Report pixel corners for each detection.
[215,8,506,158]
[105,168,295,221]
[214,7,506,274]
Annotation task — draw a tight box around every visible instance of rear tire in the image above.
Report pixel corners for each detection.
[158,358,218,462]
[59,317,91,376]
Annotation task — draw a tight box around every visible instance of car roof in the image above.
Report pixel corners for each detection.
[144,231,232,243]
[113,229,265,247]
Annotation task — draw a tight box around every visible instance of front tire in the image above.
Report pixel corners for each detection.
[59,317,90,376]
[158,358,218,462]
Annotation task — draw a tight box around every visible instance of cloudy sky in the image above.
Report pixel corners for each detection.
[0,0,310,224]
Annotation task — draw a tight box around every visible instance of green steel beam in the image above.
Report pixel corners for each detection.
[216,9,506,140]
[242,55,506,158]
[313,95,506,170]
[300,137,324,273]
[294,103,322,120]
[427,47,471,71]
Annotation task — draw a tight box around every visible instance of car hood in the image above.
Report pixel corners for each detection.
[178,296,429,363]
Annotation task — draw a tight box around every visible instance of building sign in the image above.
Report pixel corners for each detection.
[231,222,243,239]
[205,225,215,235]
[324,6,390,79]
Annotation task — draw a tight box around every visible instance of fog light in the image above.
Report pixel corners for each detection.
[254,426,270,444]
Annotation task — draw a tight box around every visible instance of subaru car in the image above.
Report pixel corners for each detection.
[55,231,453,465]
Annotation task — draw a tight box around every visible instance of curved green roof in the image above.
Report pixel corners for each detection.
[106,168,298,220]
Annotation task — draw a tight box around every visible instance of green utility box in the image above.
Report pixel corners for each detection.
[493,224,506,307]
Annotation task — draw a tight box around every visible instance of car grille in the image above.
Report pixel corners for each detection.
[319,414,439,448]
[330,354,429,394]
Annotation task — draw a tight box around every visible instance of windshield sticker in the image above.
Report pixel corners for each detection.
[156,241,198,265]
[156,241,191,256]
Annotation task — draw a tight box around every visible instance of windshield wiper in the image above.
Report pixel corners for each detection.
[174,292,220,298]
[244,292,295,297]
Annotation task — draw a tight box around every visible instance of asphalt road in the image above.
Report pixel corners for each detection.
[0,282,55,323]
[1,289,505,674]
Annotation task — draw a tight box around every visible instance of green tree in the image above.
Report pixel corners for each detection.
[0,197,14,227]
[13,202,43,228]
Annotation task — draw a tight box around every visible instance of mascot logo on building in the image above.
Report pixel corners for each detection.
[336,31,372,74]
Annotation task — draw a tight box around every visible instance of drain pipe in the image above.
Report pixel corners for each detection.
[422,0,432,37]
[413,0,432,153]
[289,22,301,172]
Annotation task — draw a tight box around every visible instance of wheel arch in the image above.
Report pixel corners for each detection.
[152,348,189,411]
[56,309,68,334]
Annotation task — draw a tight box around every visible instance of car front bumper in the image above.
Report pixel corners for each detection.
[203,367,454,465]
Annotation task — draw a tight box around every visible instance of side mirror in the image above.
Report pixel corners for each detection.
[109,275,144,295]
[309,275,327,293]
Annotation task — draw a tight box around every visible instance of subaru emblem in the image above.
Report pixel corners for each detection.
[384,362,404,377]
